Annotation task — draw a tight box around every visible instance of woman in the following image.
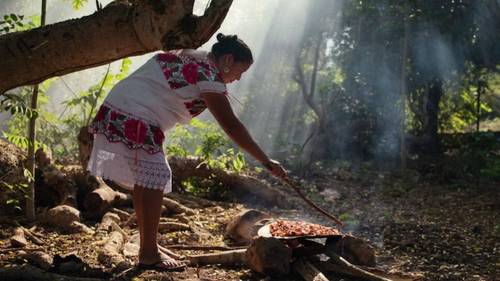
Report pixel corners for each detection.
[87,33,287,271]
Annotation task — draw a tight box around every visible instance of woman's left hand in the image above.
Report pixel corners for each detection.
[263,159,288,179]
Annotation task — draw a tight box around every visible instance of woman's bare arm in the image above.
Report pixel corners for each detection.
[200,92,287,178]
[201,92,270,164]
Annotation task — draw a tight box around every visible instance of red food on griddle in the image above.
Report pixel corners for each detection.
[269,220,340,237]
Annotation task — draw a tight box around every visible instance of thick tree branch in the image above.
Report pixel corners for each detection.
[0,0,233,94]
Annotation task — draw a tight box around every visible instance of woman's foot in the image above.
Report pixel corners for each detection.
[139,252,187,271]
[158,244,184,259]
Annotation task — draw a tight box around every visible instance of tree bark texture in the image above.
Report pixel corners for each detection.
[0,0,233,93]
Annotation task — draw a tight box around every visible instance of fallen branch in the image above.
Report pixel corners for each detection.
[97,231,129,269]
[21,227,44,245]
[10,227,27,248]
[167,192,215,208]
[187,249,247,266]
[96,212,121,233]
[162,197,195,215]
[169,156,289,207]
[166,244,247,251]
[158,222,190,232]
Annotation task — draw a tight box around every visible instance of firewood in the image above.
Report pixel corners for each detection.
[158,222,190,232]
[292,258,329,281]
[322,250,393,281]
[109,208,131,221]
[187,248,247,266]
[83,177,131,219]
[67,221,94,234]
[10,227,28,247]
[162,197,196,215]
[97,230,129,269]
[39,205,81,231]
[325,235,376,266]
[20,227,44,245]
[96,212,121,233]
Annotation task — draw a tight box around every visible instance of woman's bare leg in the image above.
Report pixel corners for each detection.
[133,186,182,259]
[134,185,184,268]
[132,186,144,252]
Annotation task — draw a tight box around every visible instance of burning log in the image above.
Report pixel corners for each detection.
[245,237,292,276]
[322,250,392,281]
[292,258,329,281]
[326,235,376,267]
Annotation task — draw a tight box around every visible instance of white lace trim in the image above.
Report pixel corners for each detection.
[87,135,172,194]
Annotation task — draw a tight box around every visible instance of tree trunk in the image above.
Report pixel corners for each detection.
[169,156,289,207]
[0,0,233,93]
[422,78,443,154]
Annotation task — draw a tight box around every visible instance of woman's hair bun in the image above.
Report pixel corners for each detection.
[212,33,253,63]
[217,33,238,42]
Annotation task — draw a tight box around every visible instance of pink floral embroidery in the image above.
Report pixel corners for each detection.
[89,104,164,154]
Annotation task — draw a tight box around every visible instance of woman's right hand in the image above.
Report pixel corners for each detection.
[263,159,288,179]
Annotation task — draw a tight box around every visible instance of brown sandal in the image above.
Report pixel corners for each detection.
[138,259,187,272]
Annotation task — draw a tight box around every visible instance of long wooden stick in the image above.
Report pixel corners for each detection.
[282,178,344,227]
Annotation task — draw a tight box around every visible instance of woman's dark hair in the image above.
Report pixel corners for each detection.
[211,33,253,63]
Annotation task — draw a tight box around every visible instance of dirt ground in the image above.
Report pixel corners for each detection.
[0,164,499,281]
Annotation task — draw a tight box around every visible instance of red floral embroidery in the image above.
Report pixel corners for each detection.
[182,63,199,84]
[94,106,108,122]
[89,104,164,154]
[123,119,147,144]
[153,128,164,145]
[110,111,119,121]
[184,99,207,117]
[108,124,121,138]
[162,68,172,79]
